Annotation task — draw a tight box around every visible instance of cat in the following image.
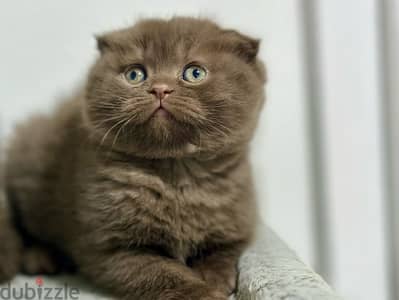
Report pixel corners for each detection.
[1,17,266,300]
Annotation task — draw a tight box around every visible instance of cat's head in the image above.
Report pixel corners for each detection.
[84,17,266,159]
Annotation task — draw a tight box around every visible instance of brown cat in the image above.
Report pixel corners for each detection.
[1,17,266,299]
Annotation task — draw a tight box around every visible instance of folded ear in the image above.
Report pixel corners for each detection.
[95,33,118,54]
[95,34,112,54]
[219,30,260,63]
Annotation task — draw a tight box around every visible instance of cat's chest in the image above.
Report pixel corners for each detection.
[124,176,228,240]
[98,165,238,259]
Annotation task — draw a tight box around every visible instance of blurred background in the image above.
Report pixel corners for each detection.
[0,1,398,299]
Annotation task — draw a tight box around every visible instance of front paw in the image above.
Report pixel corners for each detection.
[21,247,60,275]
[0,237,21,283]
[162,286,228,300]
[199,289,229,300]
[0,258,19,283]
[196,266,237,296]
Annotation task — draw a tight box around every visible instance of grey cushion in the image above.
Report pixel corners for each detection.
[236,224,343,300]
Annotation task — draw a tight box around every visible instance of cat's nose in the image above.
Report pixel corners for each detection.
[148,84,174,101]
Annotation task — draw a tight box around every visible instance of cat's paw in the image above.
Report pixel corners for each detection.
[190,287,229,300]
[0,229,21,283]
[199,289,229,300]
[162,286,228,300]
[195,265,237,296]
[21,247,59,275]
[0,255,20,283]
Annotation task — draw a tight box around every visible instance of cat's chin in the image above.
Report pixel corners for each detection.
[111,131,202,159]
[124,142,200,159]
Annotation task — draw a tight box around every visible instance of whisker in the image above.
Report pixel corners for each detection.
[98,117,129,150]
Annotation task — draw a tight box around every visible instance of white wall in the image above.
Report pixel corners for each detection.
[316,1,389,299]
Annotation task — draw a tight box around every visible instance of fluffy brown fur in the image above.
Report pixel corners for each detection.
[0,161,22,282]
[2,17,266,299]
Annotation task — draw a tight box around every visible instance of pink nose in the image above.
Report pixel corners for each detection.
[148,84,174,100]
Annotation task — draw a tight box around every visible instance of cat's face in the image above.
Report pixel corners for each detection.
[85,17,266,158]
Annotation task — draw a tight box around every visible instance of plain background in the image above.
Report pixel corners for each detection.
[1,1,398,300]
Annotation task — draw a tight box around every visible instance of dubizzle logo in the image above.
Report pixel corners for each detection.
[0,277,80,300]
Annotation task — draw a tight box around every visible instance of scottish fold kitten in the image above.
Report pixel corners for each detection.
[1,17,266,300]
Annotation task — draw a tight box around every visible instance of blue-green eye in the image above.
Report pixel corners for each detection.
[183,65,207,83]
[125,66,147,84]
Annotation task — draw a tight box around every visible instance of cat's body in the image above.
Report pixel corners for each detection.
[1,17,266,300]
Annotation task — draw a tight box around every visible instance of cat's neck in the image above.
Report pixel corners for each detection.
[99,147,250,182]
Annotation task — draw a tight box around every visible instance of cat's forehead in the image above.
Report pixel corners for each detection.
[99,18,223,64]
[127,18,220,48]
[97,18,261,71]
[132,22,211,58]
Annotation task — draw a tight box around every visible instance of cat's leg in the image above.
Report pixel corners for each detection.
[79,250,228,300]
[21,246,62,275]
[191,243,246,296]
[0,215,22,283]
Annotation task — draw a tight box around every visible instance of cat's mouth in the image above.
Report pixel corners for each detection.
[153,107,171,118]
[150,102,173,120]
[144,97,201,127]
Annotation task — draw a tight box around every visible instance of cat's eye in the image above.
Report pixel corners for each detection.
[182,65,207,83]
[124,66,147,85]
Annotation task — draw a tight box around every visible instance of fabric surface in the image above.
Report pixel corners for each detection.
[236,224,343,300]
[0,224,342,300]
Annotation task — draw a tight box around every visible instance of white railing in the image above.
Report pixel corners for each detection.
[297,1,399,300]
